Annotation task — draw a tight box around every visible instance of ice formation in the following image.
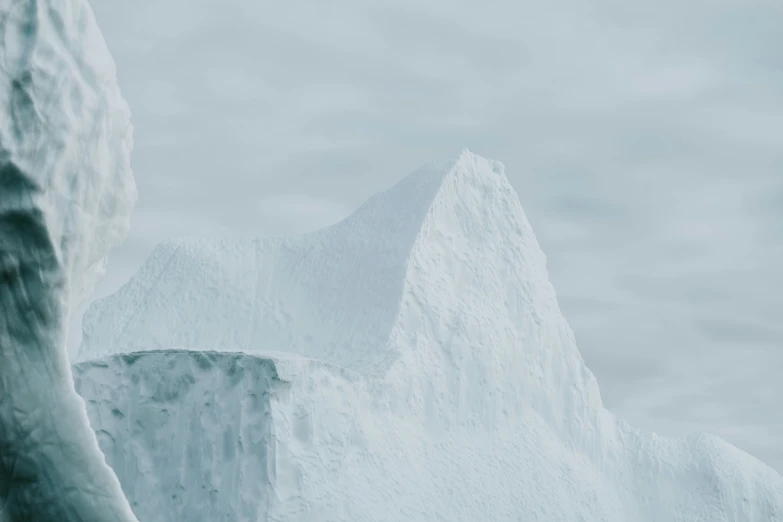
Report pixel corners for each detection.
[0,0,138,520]
[76,151,783,521]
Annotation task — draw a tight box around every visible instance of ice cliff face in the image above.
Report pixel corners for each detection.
[76,151,783,521]
[0,0,137,520]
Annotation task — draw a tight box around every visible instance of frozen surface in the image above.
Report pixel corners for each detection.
[74,351,279,521]
[78,151,783,521]
[0,0,137,520]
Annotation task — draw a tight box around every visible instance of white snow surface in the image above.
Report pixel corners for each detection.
[76,151,783,521]
[0,0,137,520]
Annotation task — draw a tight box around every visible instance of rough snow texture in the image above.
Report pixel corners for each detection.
[0,0,138,520]
[77,151,783,521]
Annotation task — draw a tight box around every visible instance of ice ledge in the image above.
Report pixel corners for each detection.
[76,348,362,385]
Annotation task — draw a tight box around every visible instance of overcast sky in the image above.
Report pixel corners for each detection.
[80,0,783,471]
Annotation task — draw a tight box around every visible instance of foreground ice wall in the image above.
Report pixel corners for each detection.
[77,151,783,521]
[0,0,138,520]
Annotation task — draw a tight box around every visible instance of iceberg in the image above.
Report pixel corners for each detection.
[1,0,777,519]
[76,151,783,521]
[0,0,138,520]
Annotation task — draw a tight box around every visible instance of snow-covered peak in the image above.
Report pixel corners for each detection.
[79,148,603,434]
[74,150,783,521]
[78,150,549,371]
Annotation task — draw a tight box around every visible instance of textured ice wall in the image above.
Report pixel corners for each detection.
[74,351,278,521]
[0,0,138,520]
[77,151,783,521]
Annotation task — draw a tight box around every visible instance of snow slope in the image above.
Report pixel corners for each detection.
[76,151,783,521]
[0,0,138,520]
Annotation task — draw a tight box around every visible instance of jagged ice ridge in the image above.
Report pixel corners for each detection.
[76,151,783,521]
